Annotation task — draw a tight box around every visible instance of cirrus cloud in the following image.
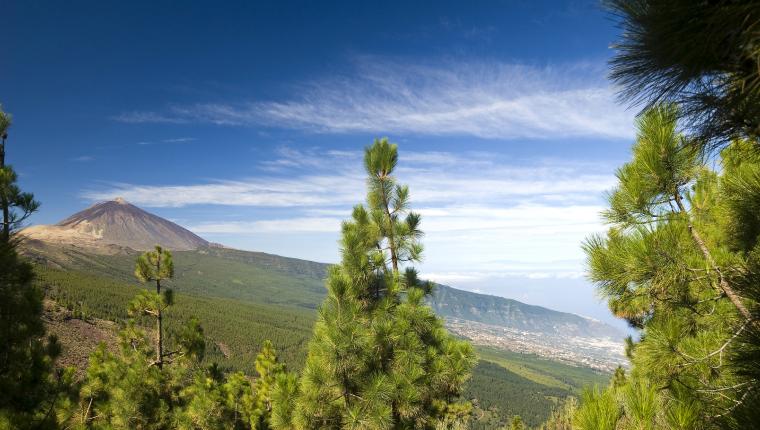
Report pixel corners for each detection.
[113,57,634,140]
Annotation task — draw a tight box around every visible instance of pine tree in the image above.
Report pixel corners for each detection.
[171,339,290,430]
[133,245,176,368]
[270,372,299,430]
[0,105,39,241]
[250,340,285,429]
[509,415,525,430]
[78,327,174,428]
[538,397,576,430]
[77,246,205,428]
[174,364,254,429]
[577,106,760,428]
[285,139,475,429]
[0,104,68,429]
[572,386,619,430]
[0,238,70,429]
[714,140,760,428]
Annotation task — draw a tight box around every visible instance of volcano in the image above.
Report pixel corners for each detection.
[22,198,208,251]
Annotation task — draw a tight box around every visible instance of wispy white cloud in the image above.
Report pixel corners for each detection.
[82,176,363,208]
[83,147,615,209]
[136,137,196,146]
[113,57,634,140]
[114,111,189,124]
[72,155,95,162]
[190,217,342,234]
[162,137,195,143]
[82,147,612,290]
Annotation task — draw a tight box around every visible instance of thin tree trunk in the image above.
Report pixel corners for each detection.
[1,137,8,242]
[674,192,752,320]
[379,174,398,273]
[156,277,163,368]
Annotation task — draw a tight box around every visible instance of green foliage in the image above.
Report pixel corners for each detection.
[271,372,299,430]
[135,245,175,285]
[364,137,423,272]
[0,105,10,138]
[572,386,619,430]
[288,139,476,429]
[575,106,760,428]
[134,246,177,368]
[174,368,251,429]
[0,240,71,429]
[70,258,290,429]
[608,0,760,145]
[171,341,290,430]
[0,167,40,239]
[618,379,657,430]
[537,397,576,430]
[250,340,287,429]
[76,311,218,428]
[77,336,174,428]
[508,415,524,430]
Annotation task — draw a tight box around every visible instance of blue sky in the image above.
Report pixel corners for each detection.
[2,0,637,329]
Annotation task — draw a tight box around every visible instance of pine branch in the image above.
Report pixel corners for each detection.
[673,191,752,320]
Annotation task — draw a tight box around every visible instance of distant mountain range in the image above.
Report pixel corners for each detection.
[21,199,625,368]
[430,284,621,339]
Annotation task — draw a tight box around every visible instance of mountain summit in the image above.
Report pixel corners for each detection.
[23,198,208,251]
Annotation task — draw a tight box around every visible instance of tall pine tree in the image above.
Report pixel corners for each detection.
[133,246,176,368]
[285,138,475,430]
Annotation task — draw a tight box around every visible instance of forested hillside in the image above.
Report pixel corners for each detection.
[36,264,608,428]
[23,238,622,340]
